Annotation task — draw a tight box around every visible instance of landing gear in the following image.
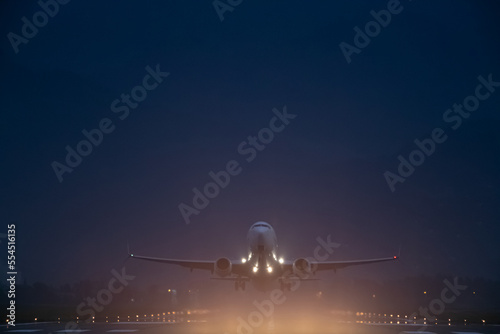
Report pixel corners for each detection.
[235,280,246,291]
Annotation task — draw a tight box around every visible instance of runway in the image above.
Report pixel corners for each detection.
[1,321,498,334]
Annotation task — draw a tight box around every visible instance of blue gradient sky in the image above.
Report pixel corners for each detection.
[1,0,499,286]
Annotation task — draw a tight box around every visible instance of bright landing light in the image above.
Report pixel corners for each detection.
[253,266,258,273]
[267,266,273,273]
[241,258,247,263]
[279,258,284,264]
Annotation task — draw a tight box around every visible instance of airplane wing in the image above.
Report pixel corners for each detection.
[282,256,398,274]
[129,253,214,271]
[128,253,248,275]
[313,256,398,272]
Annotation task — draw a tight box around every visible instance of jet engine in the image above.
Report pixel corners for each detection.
[214,257,232,277]
[293,258,313,276]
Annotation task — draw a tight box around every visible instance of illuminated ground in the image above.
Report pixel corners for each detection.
[1,321,498,334]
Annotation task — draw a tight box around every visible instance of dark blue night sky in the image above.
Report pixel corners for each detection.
[1,0,499,287]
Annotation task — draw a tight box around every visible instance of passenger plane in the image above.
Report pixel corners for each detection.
[129,221,398,291]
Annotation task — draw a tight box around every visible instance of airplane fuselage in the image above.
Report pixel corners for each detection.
[245,221,284,290]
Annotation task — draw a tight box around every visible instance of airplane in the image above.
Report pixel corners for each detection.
[128,221,398,291]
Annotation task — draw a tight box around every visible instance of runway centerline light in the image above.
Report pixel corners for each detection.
[253,266,258,273]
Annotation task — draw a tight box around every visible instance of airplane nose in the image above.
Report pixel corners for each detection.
[248,223,275,254]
